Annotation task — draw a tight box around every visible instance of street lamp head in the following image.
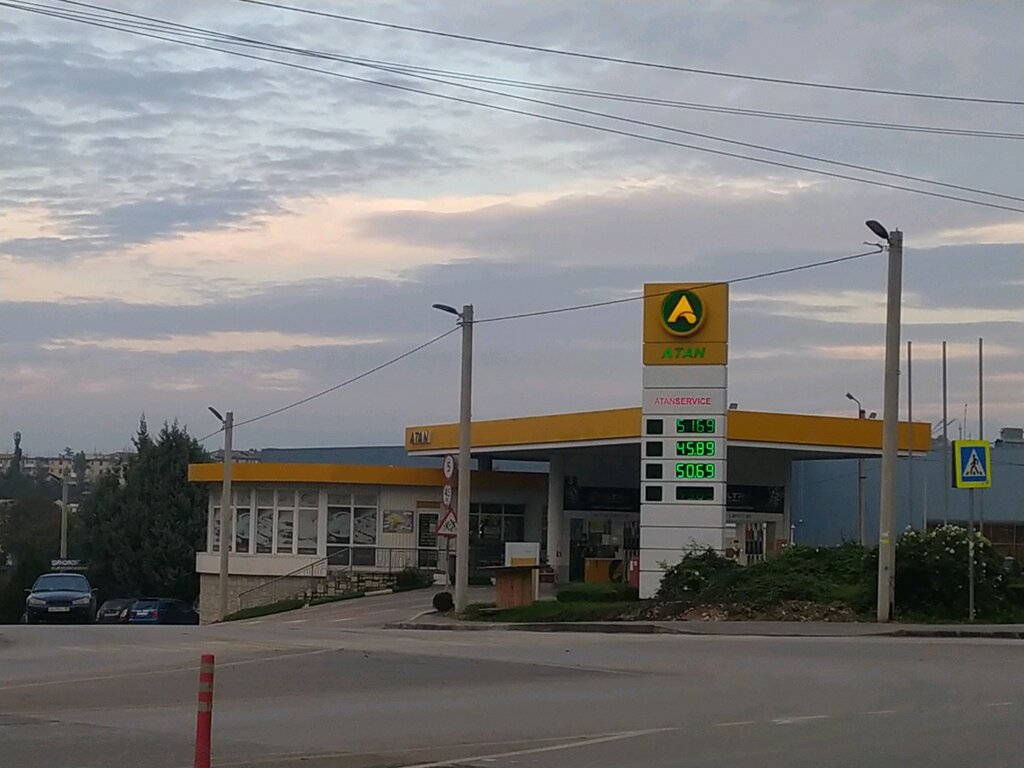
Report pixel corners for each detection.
[431,303,460,317]
[208,406,224,423]
[844,392,855,401]
[865,220,890,241]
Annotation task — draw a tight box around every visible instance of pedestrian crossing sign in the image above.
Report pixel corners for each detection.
[953,440,991,489]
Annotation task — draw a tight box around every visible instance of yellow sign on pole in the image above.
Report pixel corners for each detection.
[642,283,729,364]
[952,439,991,489]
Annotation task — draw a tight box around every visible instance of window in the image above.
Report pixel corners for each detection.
[296,488,320,555]
[235,507,251,553]
[255,508,274,554]
[211,507,221,552]
[469,502,526,567]
[276,489,294,554]
[325,492,379,566]
[297,509,318,555]
[276,509,294,554]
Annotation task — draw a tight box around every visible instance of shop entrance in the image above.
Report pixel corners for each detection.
[567,512,638,582]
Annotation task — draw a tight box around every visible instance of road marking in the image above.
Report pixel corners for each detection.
[329,617,355,623]
[985,702,1014,707]
[863,709,898,715]
[715,720,757,727]
[772,715,830,725]
[401,727,676,768]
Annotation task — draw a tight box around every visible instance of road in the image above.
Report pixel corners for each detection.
[1,591,1022,768]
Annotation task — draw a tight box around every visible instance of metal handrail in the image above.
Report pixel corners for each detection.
[235,546,440,611]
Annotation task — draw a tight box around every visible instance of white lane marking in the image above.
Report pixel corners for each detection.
[715,721,757,727]
[329,617,355,623]
[985,702,1014,707]
[863,709,898,715]
[772,715,830,725]
[401,728,676,768]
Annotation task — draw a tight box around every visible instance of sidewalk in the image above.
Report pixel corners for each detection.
[386,612,1024,639]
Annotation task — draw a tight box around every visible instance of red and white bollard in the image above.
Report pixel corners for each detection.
[194,654,215,768]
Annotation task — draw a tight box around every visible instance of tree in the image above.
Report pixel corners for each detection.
[81,418,208,601]
[73,451,88,486]
[0,497,60,622]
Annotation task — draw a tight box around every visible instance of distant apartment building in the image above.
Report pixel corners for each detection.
[0,452,133,482]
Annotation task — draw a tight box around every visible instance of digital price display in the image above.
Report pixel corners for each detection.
[675,462,716,480]
[676,486,715,501]
[676,417,717,434]
[676,440,716,457]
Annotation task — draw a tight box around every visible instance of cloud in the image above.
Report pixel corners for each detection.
[42,331,383,354]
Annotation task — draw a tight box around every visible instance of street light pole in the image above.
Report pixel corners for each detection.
[845,393,867,545]
[867,221,903,623]
[433,303,474,614]
[60,469,70,559]
[209,408,234,621]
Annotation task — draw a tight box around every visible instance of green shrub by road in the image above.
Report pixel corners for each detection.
[556,582,639,603]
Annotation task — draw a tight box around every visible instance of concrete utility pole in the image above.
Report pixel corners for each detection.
[60,469,70,559]
[907,340,915,529]
[209,408,234,621]
[874,224,902,623]
[432,303,474,613]
[942,341,950,524]
[455,305,474,614]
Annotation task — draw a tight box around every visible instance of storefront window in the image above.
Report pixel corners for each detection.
[235,508,251,553]
[327,501,352,566]
[211,507,221,552]
[297,509,318,555]
[353,506,377,565]
[276,510,294,554]
[469,503,526,567]
[255,508,274,553]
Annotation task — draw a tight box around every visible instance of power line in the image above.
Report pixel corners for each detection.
[198,327,459,442]
[36,2,1024,204]
[475,247,883,324]
[51,1,1024,140]
[10,3,1024,214]
[234,0,1024,107]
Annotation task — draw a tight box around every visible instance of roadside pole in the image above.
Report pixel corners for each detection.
[455,305,473,614]
[942,341,949,524]
[968,489,976,622]
[60,469,70,559]
[218,412,234,621]
[876,227,903,623]
[907,340,914,529]
[978,338,984,529]
[194,654,215,768]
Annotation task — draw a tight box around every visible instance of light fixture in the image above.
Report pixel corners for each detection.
[865,219,890,242]
[869,412,878,419]
[431,303,459,316]
[728,403,739,410]
[208,406,224,423]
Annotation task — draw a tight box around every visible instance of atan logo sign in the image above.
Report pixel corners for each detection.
[659,289,706,336]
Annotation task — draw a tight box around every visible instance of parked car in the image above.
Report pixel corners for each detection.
[24,573,96,624]
[96,598,136,624]
[129,598,199,625]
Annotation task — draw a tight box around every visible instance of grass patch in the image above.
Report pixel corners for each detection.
[223,591,364,621]
[309,591,364,606]
[464,600,635,623]
[222,598,306,622]
[556,582,639,603]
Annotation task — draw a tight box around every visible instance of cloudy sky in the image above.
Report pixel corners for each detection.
[2,1,1022,455]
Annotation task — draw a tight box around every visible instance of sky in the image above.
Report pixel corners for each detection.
[1,0,1022,456]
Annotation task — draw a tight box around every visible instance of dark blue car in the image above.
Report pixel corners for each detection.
[24,573,96,624]
[129,598,199,625]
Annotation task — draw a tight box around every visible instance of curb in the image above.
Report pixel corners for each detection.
[364,588,393,597]
[383,621,1024,639]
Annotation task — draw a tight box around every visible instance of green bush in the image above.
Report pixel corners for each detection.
[656,547,738,602]
[896,525,1024,621]
[395,566,434,590]
[698,543,876,613]
[556,582,639,603]
[653,532,1024,622]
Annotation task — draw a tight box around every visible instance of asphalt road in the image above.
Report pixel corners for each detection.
[1,593,1022,768]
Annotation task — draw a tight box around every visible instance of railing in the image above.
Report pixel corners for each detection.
[236,546,441,612]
